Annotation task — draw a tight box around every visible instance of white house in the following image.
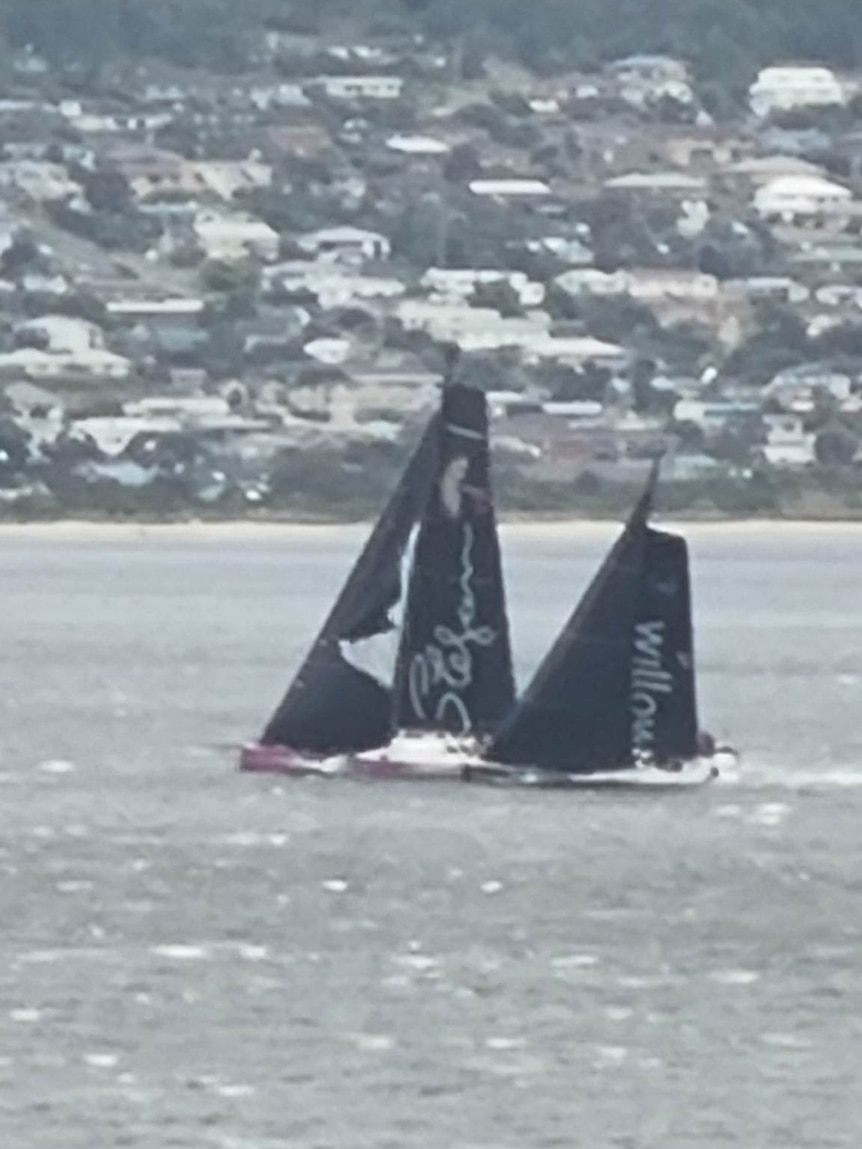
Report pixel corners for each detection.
[297,226,391,262]
[194,211,280,262]
[17,315,104,354]
[0,346,131,379]
[396,300,550,351]
[762,414,816,467]
[749,65,848,118]
[318,76,404,101]
[421,268,545,307]
[754,175,853,224]
[607,54,694,108]
[626,269,719,304]
[385,134,449,156]
[468,178,551,199]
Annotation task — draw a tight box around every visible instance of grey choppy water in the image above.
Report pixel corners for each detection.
[1,525,861,1148]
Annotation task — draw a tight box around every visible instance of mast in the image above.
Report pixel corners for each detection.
[391,379,516,737]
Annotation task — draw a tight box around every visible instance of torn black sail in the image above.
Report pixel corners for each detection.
[392,383,516,736]
[260,416,438,755]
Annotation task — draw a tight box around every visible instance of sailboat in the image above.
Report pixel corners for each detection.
[240,373,515,780]
[463,461,737,790]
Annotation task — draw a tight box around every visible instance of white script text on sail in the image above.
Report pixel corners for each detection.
[408,523,496,732]
[631,619,674,763]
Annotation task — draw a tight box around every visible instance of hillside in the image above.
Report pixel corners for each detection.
[1,0,861,84]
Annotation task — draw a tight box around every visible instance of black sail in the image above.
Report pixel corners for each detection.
[487,466,658,772]
[632,528,699,765]
[260,415,439,755]
[392,383,516,736]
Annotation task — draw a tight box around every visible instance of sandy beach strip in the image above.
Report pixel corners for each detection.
[1,517,862,544]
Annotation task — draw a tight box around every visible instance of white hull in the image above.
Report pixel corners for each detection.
[245,732,731,789]
[462,759,720,790]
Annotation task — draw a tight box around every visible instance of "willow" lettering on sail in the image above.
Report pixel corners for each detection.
[631,619,674,763]
[408,523,496,732]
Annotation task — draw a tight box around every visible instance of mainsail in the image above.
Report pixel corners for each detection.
[632,528,699,765]
[260,415,439,755]
[485,463,699,773]
[392,383,516,736]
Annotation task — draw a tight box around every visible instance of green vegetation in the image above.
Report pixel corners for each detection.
[2,0,861,84]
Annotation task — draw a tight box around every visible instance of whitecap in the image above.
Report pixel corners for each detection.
[213,1084,257,1098]
[551,954,599,969]
[392,953,439,972]
[751,803,791,827]
[151,944,210,961]
[237,944,268,962]
[10,1008,41,1023]
[714,804,743,819]
[605,1007,634,1021]
[84,1053,119,1069]
[57,880,93,894]
[485,1036,525,1051]
[480,880,503,895]
[322,878,349,893]
[38,760,76,775]
[595,1046,628,1065]
[347,1033,395,1052]
[760,1032,812,1049]
[709,969,760,986]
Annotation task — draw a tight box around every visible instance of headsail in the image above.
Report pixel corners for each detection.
[260,415,439,755]
[487,463,663,771]
[392,383,516,736]
[632,528,699,765]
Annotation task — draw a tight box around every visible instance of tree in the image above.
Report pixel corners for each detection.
[815,422,859,466]
[200,259,260,295]
[470,280,525,318]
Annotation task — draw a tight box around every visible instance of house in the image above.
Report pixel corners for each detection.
[385,134,449,156]
[762,413,816,467]
[606,54,694,108]
[0,346,131,379]
[555,269,628,297]
[754,175,854,227]
[722,154,828,186]
[106,297,206,326]
[396,300,550,350]
[604,171,708,201]
[317,76,404,101]
[791,243,862,275]
[657,128,753,171]
[193,211,280,262]
[468,178,552,199]
[0,160,78,201]
[765,364,854,412]
[728,277,810,306]
[16,315,104,354]
[296,226,391,262]
[263,261,403,307]
[261,125,332,160]
[749,65,847,118]
[522,335,629,369]
[421,268,545,307]
[625,269,719,305]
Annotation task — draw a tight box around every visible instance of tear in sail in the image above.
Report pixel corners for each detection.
[487,464,695,773]
[392,383,516,737]
[260,416,438,755]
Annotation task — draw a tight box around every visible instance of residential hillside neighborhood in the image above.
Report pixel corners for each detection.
[3,41,862,516]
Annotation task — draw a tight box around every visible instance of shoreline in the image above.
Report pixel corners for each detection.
[3,515,862,542]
